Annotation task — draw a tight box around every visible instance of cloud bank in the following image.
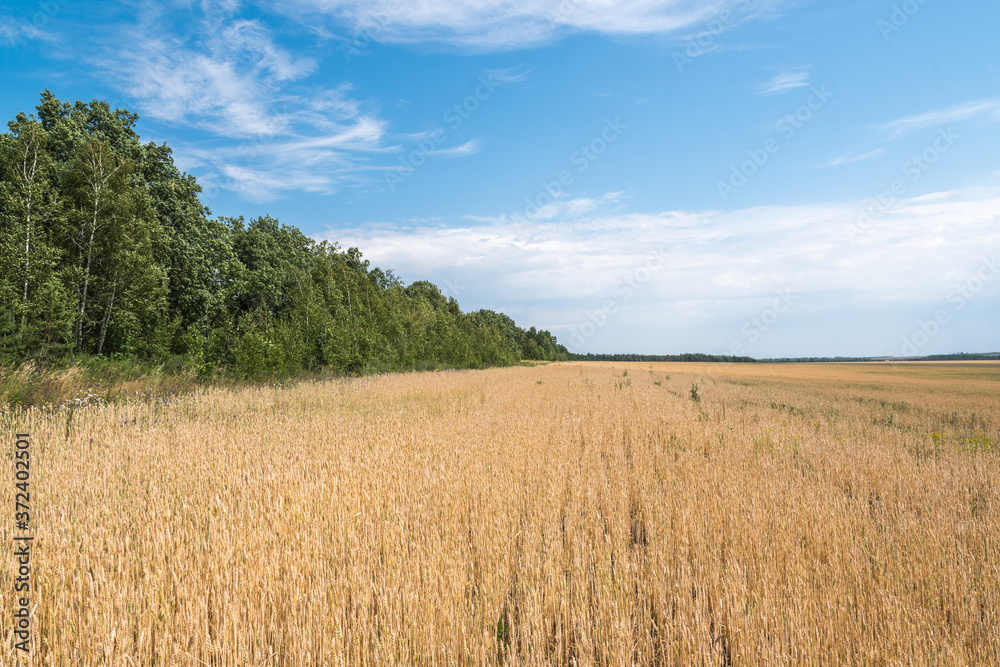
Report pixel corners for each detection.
[320,184,1000,355]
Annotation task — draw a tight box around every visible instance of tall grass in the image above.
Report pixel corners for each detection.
[1,362,997,665]
[0,358,204,410]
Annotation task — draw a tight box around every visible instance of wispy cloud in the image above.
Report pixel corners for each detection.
[105,6,321,138]
[0,15,57,48]
[816,147,884,169]
[882,97,1000,138]
[71,4,540,201]
[429,139,482,158]
[214,164,336,202]
[758,68,811,95]
[279,0,790,50]
[485,66,534,84]
[76,3,395,201]
[523,192,626,222]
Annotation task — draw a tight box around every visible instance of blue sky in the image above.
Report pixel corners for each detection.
[2,0,998,357]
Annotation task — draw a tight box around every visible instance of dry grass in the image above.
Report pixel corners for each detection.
[2,361,998,665]
[0,360,203,410]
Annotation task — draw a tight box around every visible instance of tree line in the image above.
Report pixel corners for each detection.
[574,353,757,363]
[0,91,569,379]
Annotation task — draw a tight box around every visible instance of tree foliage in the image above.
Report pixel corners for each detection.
[0,91,569,375]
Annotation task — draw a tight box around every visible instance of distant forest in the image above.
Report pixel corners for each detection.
[0,91,569,379]
[582,353,1000,364]
[574,353,757,363]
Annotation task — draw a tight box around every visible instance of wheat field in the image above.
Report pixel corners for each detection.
[1,361,998,665]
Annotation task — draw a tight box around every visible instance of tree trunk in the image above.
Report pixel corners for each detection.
[22,200,30,305]
[17,134,40,340]
[342,265,356,355]
[96,271,118,356]
[76,215,97,350]
[20,200,30,341]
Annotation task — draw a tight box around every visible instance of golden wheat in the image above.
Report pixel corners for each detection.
[1,361,998,665]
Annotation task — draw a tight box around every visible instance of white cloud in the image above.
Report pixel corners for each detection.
[106,7,321,138]
[278,0,786,50]
[882,98,1000,139]
[758,68,810,95]
[0,15,59,47]
[79,3,520,201]
[429,138,482,158]
[216,164,334,201]
[484,66,534,85]
[78,3,396,201]
[318,184,1000,354]
[220,19,317,81]
[816,147,884,169]
[821,97,1000,178]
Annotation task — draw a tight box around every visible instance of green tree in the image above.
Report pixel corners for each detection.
[0,91,570,376]
[65,137,166,355]
[0,116,67,358]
